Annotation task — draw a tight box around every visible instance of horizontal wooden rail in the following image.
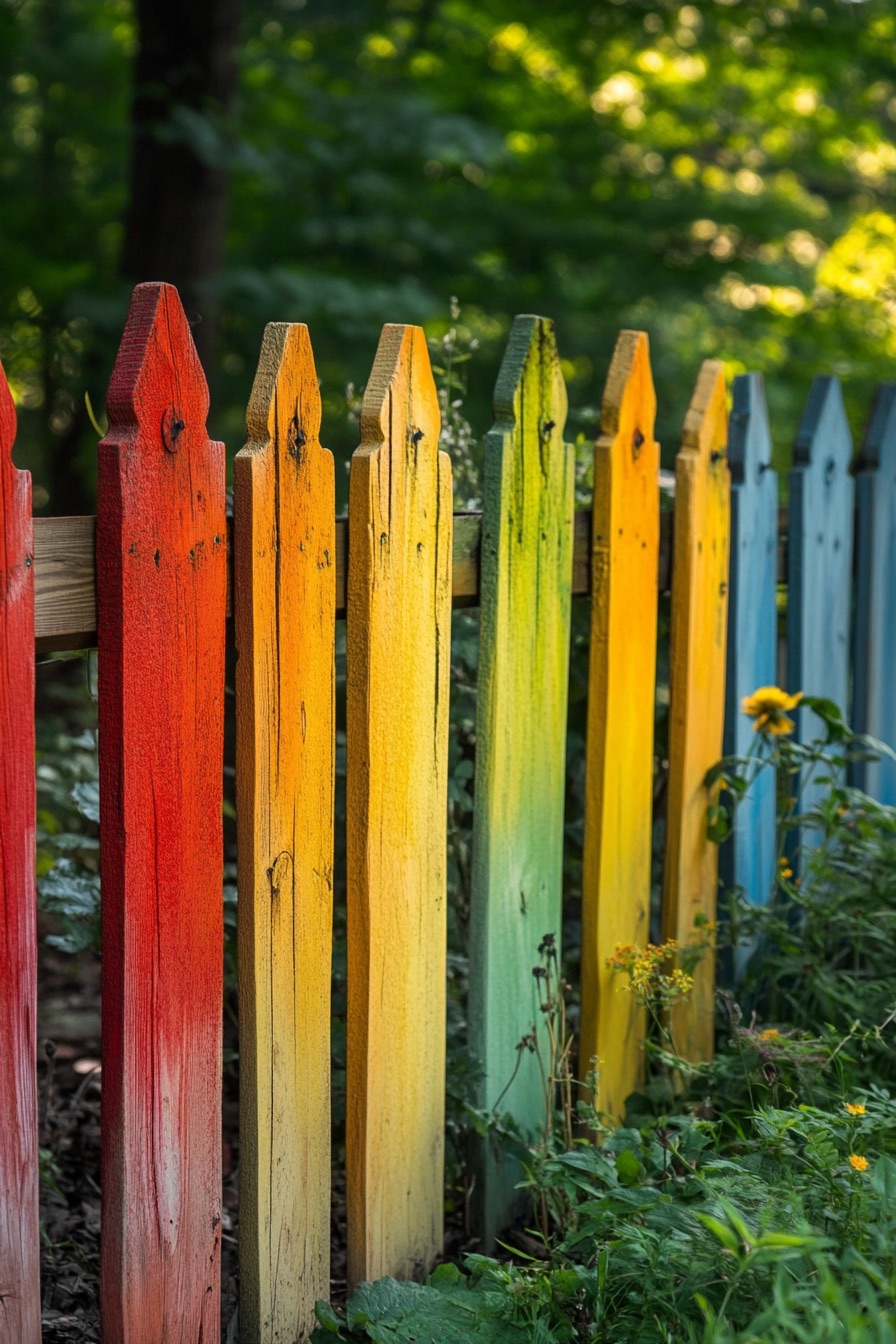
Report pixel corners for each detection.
[32,505,789,653]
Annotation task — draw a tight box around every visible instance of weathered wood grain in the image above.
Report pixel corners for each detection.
[97,283,227,1344]
[852,383,896,803]
[468,316,574,1244]
[579,331,659,1119]
[234,324,336,1342]
[662,361,730,1064]
[0,362,40,1344]
[721,375,778,936]
[345,325,452,1286]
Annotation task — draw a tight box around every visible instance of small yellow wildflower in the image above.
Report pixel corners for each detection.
[849,1154,869,1172]
[759,1028,780,1041]
[845,1103,867,1117]
[742,686,803,736]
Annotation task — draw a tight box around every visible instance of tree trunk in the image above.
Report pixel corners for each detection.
[120,0,241,372]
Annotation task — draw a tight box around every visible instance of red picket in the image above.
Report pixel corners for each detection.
[96,284,227,1343]
[0,363,40,1344]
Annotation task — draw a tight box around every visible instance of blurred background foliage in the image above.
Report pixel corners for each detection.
[1,0,895,512]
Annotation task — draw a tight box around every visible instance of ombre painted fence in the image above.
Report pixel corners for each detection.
[1,281,892,1341]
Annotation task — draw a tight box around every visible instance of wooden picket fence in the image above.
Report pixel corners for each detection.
[1,281,893,1342]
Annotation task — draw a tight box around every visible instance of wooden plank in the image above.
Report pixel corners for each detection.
[0,363,41,1344]
[234,324,336,1342]
[786,377,854,847]
[579,331,659,1120]
[852,383,896,803]
[721,375,778,931]
[97,283,227,1344]
[468,316,574,1244]
[33,514,97,650]
[345,325,452,1286]
[32,505,676,649]
[662,361,730,1063]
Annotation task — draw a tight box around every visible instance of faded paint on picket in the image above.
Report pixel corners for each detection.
[234,324,336,1342]
[852,383,896,804]
[0,362,40,1344]
[96,283,227,1344]
[721,375,778,928]
[468,316,574,1243]
[787,378,854,847]
[662,361,730,1063]
[579,331,659,1119]
[345,325,453,1286]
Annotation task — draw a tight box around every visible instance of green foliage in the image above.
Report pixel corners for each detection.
[709,694,896,1093]
[5,1,896,500]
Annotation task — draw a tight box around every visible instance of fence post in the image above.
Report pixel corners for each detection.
[346,325,453,1285]
[234,323,336,1342]
[468,316,574,1243]
[663,361,730,1063]
[787,377,854,850]
[721,375,778,955]
[97,283,227,1343]
[579,331,659,1120]
[0,362,40,1344]
[852,383,896,803]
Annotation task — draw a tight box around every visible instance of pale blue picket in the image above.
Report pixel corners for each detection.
[721,374,778,927]
[786,377,854,851]
[852,383,896,803]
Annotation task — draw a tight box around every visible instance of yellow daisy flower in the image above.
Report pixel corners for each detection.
[742,686,803,736]
[848,1154,869,1172]
[845,1103,867,1117]
[759,1028,780,1041]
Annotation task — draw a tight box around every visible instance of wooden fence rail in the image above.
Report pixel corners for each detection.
[1,281,892,1342]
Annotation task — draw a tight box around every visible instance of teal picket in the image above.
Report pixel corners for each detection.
[852,384,896,803]
[468,316,574,1247]
[786,377,854,852]
[721,374,778,931]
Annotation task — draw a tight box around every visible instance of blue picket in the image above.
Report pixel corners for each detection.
[721,374,778,936]
[852,383,896,803]
[787,377,854,852]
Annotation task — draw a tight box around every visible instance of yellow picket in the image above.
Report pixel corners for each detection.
[662,360,730,1063]
[579,331,660,1118]
[345,325,453,1286]
[234,323,336,1342]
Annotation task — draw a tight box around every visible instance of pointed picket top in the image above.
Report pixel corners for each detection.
[346,323,452,1286]
[357,322,440,463]
[244,321,324,452]
[579,330,659,1120]
[98,283,226,1343]
[105,280,209,443]
[235,322,335,1342]
[0,359,41,1344]
[852,383,896,802]
[855,382,896,474]
[787,376,854,842]
[469,315,574,1243]
[793,374,852,471]
[728,372,774,483]
[663,359,729,1064]
[721,374,778,939]
[598,329,656,439]
[491,311,569,432]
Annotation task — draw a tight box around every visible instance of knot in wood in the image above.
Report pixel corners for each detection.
[162,407,185,453]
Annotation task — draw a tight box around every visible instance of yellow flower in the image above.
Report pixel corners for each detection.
[759,1028,780,1041]
[742,686,803,736]
[845,1103,867,1116]
[848,1154,869,1172]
